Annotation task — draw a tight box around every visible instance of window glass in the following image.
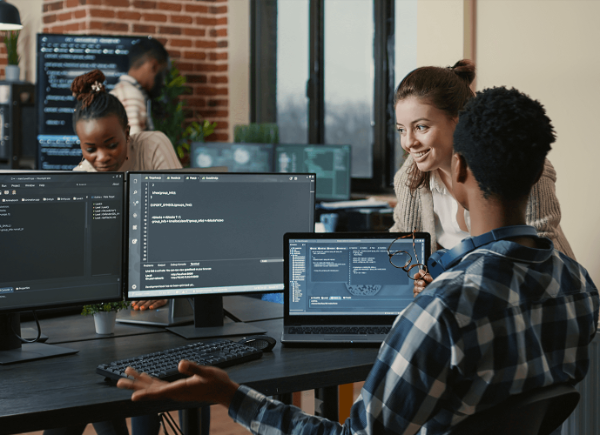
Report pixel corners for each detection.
[324,0,374,178]
[277,0,310,144]
[393,0,418,178]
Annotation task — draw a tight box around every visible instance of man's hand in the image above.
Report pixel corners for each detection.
[116,360,240,409]
[413,270,433,297]
[131,300,168,310]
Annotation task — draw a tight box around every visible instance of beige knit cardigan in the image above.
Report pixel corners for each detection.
[390,155,576,259]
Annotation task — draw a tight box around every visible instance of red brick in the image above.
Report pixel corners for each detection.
[103,22,129,31]
[64,22,80,31]
[133,24,156,33]
[194,63,218,72]
[216,17,227,25]
[215,88,228,95]
[197,108,228,118]
[50,25,65,32]
[87,0,103,5]
[216,64,227,72]
[143,12,167,22]
[182,97,206,107]
[88,21,103,30]
[195,40,217,49]
[193,86,217,96]
[159,26,182,35]
[167,49,181,58]
[175,62,194,72]
[132,0,156,9]
[210,5,227,14]
[214,121,228,129]
[209,52,227,61]
[210,76,227,84]
[187,74,207,83]
[66,0,79,7]
[216,40,227,48]
[171,15,193,24]
[90,8,115,18]
[215,28,227,37]
[57,12,71,21]
[43,15,58,24]
[183,28,206,37]
[74,9,87,18]
[158,2,182,11]
[117,11,141,20]
[170,38,192,48]
[196,17,217,26]
[211,133,229,142]
[184,4,208,13]
[48,1,64,11]
[103,0,130,6]
[183,51,206,60]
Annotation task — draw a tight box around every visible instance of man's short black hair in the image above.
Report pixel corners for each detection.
[453,86,555,200]
[129,37,168,69]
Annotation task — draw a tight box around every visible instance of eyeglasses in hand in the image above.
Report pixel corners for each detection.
[387,231,428,280]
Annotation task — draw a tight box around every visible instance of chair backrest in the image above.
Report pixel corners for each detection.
[447,383,580,435]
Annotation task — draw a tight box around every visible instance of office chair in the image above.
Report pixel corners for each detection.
[447,383,580,435]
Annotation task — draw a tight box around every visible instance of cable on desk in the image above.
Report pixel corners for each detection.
[13,310,42,343]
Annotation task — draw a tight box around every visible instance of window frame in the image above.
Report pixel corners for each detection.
[250,0,397,194]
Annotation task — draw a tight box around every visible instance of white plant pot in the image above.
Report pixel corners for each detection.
[93,311,117,335]
[5,65,19,82]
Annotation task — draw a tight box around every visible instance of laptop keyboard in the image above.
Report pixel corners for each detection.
[287,326,391,335]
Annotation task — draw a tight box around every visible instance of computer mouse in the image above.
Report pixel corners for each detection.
[238,335,277,352]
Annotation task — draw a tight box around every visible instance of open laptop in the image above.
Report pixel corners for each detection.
[282,232,430,345]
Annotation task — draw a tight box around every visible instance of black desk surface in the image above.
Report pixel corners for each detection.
[1,315,378,435]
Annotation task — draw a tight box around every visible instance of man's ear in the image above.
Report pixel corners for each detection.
[452,153,469,185]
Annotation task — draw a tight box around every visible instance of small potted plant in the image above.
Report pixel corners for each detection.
[4,30,20,81]
[81,300,129,335]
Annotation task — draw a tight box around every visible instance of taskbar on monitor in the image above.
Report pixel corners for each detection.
[129,283,284,298]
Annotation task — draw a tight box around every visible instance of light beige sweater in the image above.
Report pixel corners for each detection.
[390,156,575,259]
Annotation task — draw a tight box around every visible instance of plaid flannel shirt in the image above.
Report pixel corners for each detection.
[229,235,599,435]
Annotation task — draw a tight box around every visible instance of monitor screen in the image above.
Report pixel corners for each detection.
[0,171,124,312]
[127,172,315,299]
[190,142,274,173]
[36,33,144,170]
[275,144,351,201]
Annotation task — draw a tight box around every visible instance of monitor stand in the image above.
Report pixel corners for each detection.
[0,313,78,365]
[166,295,265,340]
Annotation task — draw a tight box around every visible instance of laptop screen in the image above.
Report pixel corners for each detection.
[285,233,430,317]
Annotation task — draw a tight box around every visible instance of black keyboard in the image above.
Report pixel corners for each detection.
[287,326,391,335]
[96,338,263,382]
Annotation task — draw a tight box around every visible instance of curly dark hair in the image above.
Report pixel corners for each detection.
[395,59,476,191]
[71,69,129,132]
[453,86,555,200]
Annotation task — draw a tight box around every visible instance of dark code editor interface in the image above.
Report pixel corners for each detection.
[288,237,427,316]
[128,172,315,298]
[0,172,123,311]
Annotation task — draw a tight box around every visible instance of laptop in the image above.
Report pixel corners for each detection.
[282,232,430,345]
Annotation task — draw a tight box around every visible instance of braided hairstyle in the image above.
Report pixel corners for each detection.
[71,69,129,132]
[395,59,476,191]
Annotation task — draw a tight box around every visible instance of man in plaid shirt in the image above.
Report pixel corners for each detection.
[118,87,599,435]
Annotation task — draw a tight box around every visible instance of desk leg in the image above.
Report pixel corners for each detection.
[180,407,210,435]
[314,387,339,421]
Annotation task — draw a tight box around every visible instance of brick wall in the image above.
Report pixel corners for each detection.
[33,0,229,141]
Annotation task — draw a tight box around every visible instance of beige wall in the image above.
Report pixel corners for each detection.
[477,0,600,284]
[417,0,464,67]
[228,0,250,141]
[13,0,43,83]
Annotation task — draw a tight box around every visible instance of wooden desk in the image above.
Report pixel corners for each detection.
[0,316,377,435]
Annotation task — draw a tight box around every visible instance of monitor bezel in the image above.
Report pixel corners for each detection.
[124,170,317,301]
[0,170,125,314]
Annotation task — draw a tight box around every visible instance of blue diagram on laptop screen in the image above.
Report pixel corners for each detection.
[289,238,426,316]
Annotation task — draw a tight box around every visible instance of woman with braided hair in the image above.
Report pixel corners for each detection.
[390,59,574,297]
[71,69,181,173]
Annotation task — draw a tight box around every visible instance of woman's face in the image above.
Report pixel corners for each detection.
[395,97,457,174]
[76,115,129,172]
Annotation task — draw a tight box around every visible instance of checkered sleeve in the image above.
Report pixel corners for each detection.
[229,296,456,435]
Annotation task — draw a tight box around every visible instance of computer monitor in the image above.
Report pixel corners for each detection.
[275,144,351,201]
[126,171,316,339]
[0,171,124,364]
[190,142,274,173]
[36,33,144,170]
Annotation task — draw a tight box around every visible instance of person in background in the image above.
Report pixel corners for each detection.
[111,36,169,136]
[390,60,574,258]
[116,86,598,435]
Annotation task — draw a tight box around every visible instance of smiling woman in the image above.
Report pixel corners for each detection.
[71,69,182,173]
[390,60,575,261]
